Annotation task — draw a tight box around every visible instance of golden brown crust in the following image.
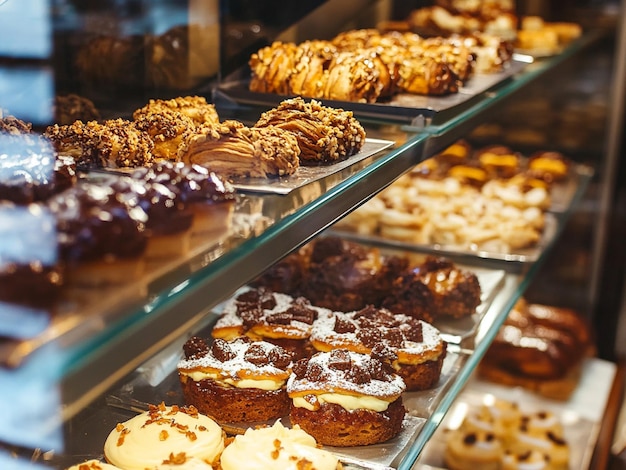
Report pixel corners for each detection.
[44,119,155,168]
[289,399,405,447]
[397,347,447,390]
[255,97,366,164]
[179,374,291,424]
[133,96,219,126]
[249,41,300,95]
[133,112,192,161]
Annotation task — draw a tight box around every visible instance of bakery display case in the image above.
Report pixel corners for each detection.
[0,0,624,468]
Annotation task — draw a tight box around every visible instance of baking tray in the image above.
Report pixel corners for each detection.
[230,138,394,194]
[414,358,617,470]
[215,56,530,125]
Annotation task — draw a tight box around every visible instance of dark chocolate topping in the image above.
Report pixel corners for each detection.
[48,181,148,262]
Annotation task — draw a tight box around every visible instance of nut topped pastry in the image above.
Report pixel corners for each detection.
[287,348,406,446]
[254,97,366,164]
[103,402,224,470]
[212,287,327,359]
[179,336,294,423]
[178,120,300,178]
[44,119,155,169]
[310,305,447,391]
[132,96,220,127]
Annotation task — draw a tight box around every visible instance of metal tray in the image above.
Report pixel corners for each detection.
[329,162,593,267]
[231,138,394,194]
[215,57,530,125]
[105,346,466,469]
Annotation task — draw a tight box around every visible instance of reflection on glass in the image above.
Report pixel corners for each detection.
[0,0,51,58]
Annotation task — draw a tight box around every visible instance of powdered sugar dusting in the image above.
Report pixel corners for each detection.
[286,350,405,398]
[178,338,291,379]
[310,309,443,358]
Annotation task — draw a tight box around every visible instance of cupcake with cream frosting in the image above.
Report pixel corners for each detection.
[103,402,224,470]
[220,420,341,470]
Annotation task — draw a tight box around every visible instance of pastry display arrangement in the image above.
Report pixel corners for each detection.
[442,397,570,470]
[398,0,581,57]
[0,117,236,322]
[334,140,573,254]
[249,28,514,104]
[0,94,369,338]
[44,95,366,177]
[62,236,486,468]
[478,298,594,400]
[68,403,342,470]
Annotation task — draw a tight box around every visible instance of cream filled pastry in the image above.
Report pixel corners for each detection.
[287,348,406,446]
[310,305,447,391]
[103,402,224,470]
[212,287,329,359]
[220,420,340,470]
[178,336,293,423]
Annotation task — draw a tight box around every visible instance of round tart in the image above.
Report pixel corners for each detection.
[178,336,293,423]
[103,403,224,470]
[310,305,447,391]
[287,348,406,446]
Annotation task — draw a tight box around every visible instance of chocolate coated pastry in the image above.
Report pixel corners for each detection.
[0,204,63,307]
[48,181,148,263]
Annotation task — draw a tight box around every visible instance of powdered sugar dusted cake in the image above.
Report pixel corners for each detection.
[287,348,406,446]
[212,287,330,359]
[310,305,447,391]
[178,336,294,423]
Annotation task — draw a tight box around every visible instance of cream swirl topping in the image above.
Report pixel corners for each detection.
[103,403,224,470]
[220,420,339,470]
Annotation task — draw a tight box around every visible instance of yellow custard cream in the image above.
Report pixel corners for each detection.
[180,370,284,391]
[220,420,339,470]
[103,403,224,470]
[292,392,391,412]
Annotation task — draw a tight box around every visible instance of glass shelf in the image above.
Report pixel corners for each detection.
[0,29,604,465]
